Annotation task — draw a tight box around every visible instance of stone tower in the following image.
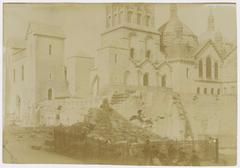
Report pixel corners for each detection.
[93,4,161,95]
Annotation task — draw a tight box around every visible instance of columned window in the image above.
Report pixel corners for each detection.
[206,57,212,79]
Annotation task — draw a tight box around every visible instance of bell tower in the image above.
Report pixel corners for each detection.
[105,3,155,30]
[95,4,160,92]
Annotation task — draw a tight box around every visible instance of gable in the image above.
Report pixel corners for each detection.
[194,41,222,62]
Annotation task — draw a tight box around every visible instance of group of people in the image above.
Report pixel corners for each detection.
[142,139,200,166]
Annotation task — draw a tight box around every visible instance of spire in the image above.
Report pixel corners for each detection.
[170,4,178,19]
[208,10,215,32]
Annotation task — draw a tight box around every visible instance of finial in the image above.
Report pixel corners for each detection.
[208,10,215,31]
[170,4,178,19]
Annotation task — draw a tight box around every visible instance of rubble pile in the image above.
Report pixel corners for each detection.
[84,99,162,143]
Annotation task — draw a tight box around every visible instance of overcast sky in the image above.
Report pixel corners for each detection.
[3,3,236,58]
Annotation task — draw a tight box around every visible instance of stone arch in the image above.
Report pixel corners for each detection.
[91,75,100,97]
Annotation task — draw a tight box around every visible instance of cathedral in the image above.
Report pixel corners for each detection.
[89,4,236,97]
[5,4,237,141]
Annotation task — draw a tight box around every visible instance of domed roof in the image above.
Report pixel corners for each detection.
[158,4,198,59]
[159,17,195,37]
[158,4,196,37]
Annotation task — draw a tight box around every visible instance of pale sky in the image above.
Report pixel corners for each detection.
[3,3,237,58]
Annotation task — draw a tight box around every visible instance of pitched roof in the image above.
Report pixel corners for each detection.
[25,22,65,39]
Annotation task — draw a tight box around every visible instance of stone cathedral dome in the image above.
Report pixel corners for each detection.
[158,4,199,59]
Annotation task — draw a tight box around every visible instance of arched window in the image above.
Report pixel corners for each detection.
[197,87,200,94]
[198,60,203,78]
[127,11,133,23]
[211,88,214,95]
[146,50,151,59]
[214,62,218,79]
[21,65,24,81]
[143,73,149,86]
[130,48,134,59]
[204,88,207,94]
[206,57,212,79]
[48,88,53,100]
[137,13,142,25]
[161,75,166,87]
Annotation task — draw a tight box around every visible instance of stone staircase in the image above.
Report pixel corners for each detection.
[111,93,129,105]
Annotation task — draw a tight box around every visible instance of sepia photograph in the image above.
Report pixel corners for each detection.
[2,2,237,166]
